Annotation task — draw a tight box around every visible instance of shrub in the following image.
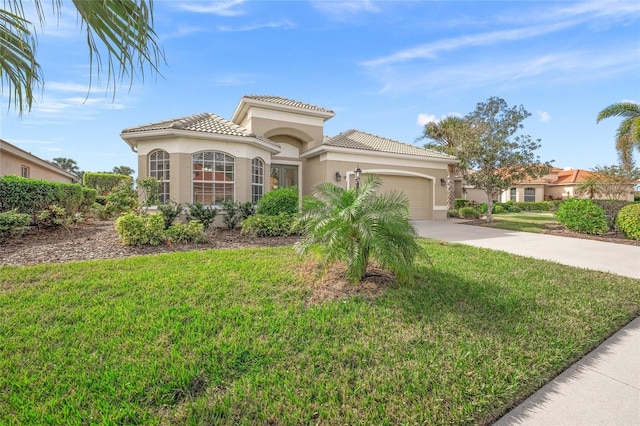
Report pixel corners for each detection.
[478,203,488,214]
[157,202,182,229]
[513,201,551,211]
[0,210,31,240]
[221,200,241,229]
[166,221,207,243]
[592,200,632,229]
[454,198,469,210]
[615,203,640,240]
[137,177,160,210]
[555,199,609,235]
[115,213,165,246]
[241,213,300,237]
[104,182,138,218]
[238,201,255,221]
[493,205,505,214]
[83,172,131,196]
[447,209,459,218]
[459,207,480,219]
[257,187,298,216]
[186,202,218,230]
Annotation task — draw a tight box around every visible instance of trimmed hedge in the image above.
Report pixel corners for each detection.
[459,207,480,219]
[513,201,551,211]
[0,210,31,240]
[257,187,298,215]
[241,213,301,237]
[83,172,131,196]
[115,213,165,246]
[615,203,640,240]
[0,175,96,223]
[555,199,609,235]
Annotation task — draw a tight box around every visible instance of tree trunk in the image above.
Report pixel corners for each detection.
[486,193,494,223]
[447,165,456,210]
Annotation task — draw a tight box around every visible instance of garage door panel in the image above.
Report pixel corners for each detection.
[367,174,432,220]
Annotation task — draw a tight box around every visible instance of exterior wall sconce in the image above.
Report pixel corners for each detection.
[355,166,362,190]
[440,178,446,186]
[335,172,342,182]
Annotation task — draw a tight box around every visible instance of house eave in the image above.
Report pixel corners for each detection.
[231,97,335,124]
[300,144,459,164]
[0,139,77,180]
[120,129,281,154]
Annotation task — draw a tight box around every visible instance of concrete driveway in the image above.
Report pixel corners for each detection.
[411,219,640,279]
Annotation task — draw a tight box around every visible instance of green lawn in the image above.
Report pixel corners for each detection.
[486,211,559,233]
[1,242,639,425]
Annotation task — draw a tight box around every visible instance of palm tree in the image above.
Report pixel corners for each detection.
[419,116,469,209]
[113,166,135,176]
[1,0,164,115]
[597,102,640,169]
[296,175,421,285]
[51,157,79,175]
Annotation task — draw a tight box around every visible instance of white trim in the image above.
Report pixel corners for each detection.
[433,206,449,211]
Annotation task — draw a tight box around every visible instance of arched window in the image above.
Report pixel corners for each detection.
[192,151,234,205]
[510,187,516,202]
[149,150,170,204]
[251,157,264,204]
[524,187,536,202]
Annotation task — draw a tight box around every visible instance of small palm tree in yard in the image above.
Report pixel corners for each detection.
[296,175,421,285]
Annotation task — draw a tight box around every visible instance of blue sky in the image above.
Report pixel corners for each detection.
[1,0,639,175]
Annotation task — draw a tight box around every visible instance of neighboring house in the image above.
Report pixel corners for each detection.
[120,95,458,219]
[0,139,77,183]
[458,167,635,203]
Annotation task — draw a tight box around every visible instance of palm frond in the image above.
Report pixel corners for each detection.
[0,9,41,113]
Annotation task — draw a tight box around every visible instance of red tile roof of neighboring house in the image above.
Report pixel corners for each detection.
[550,169,594,185]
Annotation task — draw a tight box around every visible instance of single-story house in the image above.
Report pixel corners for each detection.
[0,139,77,183]
[458,167,635,203]
[120,95,458,219]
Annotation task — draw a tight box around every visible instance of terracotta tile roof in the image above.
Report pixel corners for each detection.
[243,95,334,115]
[121,113,280,149]
[323,129,457,160]
[551,169,593,184]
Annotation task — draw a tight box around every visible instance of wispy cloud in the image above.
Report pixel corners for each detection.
[177,0,246,16]
[362,0,640,69]
[162,25,209,40]
[311,0,381,20]
[370,46,638,95]
[217,20,295,32]
[210,73,261,86]
[362,21,573,68]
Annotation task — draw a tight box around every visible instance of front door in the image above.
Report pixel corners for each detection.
[270,164,298,190]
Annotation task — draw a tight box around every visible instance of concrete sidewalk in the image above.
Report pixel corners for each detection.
[411,220,640,425]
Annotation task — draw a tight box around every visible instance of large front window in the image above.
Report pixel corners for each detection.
[252,158,264,204]
[509,187,516,202]
[524,187,536,202]
[192,151,234,205]
[149,150,170,204]
[270,164,298,190]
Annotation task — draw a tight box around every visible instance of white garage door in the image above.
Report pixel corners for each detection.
[370,174,432,220]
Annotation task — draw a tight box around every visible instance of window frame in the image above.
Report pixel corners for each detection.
[21,165,30,178]
[251,157,264,204]
[192,151,235,206]
[509,187,517,202]
[524,187,536,202]
[149,150,170,205]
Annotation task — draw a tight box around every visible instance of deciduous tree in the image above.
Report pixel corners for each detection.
[463,97,551,222]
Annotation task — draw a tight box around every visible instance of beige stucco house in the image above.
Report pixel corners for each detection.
[458,167,636,203]
[120,95,458,219]
[0,139,77,183]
